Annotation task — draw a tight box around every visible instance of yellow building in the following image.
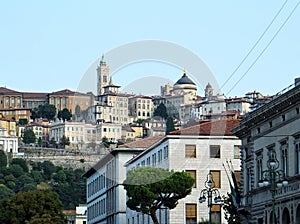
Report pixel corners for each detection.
[0,117,18,154]
[0,87,23,109]
[0,116,17,136]
[48,89,94,113]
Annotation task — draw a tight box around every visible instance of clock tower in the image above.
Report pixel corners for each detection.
[97,54,110,95]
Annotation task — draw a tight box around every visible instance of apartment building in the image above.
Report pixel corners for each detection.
[125,119,241,224]
[50,121,122,150]
[233,78,300,224]
[128,95,153,121]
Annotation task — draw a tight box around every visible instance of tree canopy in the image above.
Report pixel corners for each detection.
[31,104,56,121]
[0,190,65,224]
[123,167,195,224]
[0,159,86,210]
[60,135,70,149]
[153,103,168,120]
[58,108,72,122]
[222,192,242,224]
[0,150,7,169]
[23,129,36,144]
[166,116,175,134]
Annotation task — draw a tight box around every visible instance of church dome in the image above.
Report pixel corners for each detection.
[206,82,212,89]
[175,73,196,85]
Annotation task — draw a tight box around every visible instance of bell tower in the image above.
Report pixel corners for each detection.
[97,54,110,95]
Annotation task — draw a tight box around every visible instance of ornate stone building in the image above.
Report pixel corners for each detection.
[233,78,300,224]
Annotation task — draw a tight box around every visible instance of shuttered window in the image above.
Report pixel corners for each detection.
[185,145,196,158]
[186,170,196,188]
[211,170,221,188]
[186,204,197,224]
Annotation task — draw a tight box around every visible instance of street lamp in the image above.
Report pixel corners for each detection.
[258,150,288,224]
[199,172,222,224]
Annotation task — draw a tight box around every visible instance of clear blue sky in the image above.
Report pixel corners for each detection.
[1,1,299,97]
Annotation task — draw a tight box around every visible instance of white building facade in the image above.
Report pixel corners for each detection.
[125,119,241,224]
[84,148,143,224]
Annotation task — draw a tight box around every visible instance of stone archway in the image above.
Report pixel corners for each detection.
[296,204,300,224]
[282,207,290,224]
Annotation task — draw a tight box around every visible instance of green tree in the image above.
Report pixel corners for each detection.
[123,167,195,224]
[14,174,36,192]
[18,118,28,125]
[23,129,36,144]
[38,104,57,121]
[222,192,242,224]
[166,116,175,134]
[37,137,43,147]
[11,158,28,172]
[0,190,65,224]
[0,150,7,169]
[102,137,110,148]
[30,108,39,120]
[41,161,57,180]
[49,137,57,148]
[58,108,72,122]
[134,118,145,125]
[153,103,168,119]
[60,135,70,149]
[7,164,25,178]
[0,185,14,200]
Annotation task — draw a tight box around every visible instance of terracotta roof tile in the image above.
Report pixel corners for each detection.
[170,119,240,136]
[0,87,22,95]
[22,92,48,99]
[119,135,164,148]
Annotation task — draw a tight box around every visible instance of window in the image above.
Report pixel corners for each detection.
[296,107,300,114]
[295,140,300,174]
[211,204,221,223]
[210,170,221,188]
[185,204,197,224]
[158,150,163,163]
[186,170,196,188]
[257,157,262,184]
[163,146,169,159]
[210,145,220,158]
[146,157,151,166]
[281,141,288,176]
[234,145,240,159]
[185,145,196,158]
[152,154,157,166]
[282,114,286,122]
[257,127,260,134]
[269,121,273,128]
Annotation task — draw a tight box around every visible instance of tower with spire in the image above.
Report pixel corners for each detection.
[97,54,110,95]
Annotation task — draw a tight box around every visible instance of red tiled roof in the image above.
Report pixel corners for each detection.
[119,135,164,148]
[170,119,240,136]
[49,89,76,96]
[0,87,22,95]
[22,92,48,99]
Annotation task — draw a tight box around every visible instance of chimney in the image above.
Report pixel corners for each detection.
[295,77,300,87]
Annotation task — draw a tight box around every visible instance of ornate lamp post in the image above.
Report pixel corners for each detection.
[199,172,222,224]
[258,150,288,224]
